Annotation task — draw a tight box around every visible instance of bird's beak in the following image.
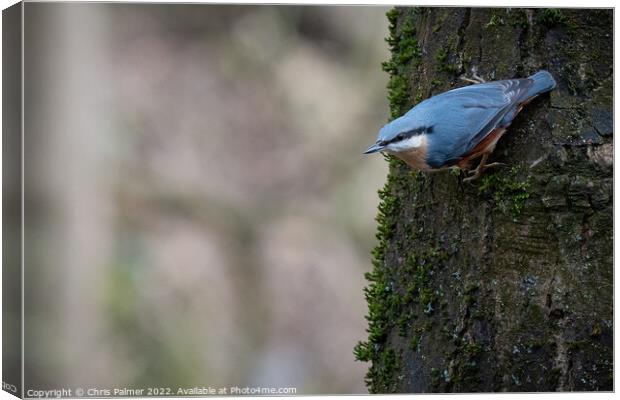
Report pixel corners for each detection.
[363,142,385,154]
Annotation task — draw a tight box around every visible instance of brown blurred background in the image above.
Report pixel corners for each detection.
[23,3,390,394]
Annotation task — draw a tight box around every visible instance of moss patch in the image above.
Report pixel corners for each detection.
[477,167,531,217]
[353,155,404,391]
[485,13,504,29]
[435,47,458,75]
[381,8,421,119]
[536,8,567,27]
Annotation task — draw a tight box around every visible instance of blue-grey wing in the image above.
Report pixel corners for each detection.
[409,79,533,168]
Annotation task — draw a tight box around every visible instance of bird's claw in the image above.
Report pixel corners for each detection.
[484,162,507,169]
[463,161,507,182]
[460,73,486,84]
[463,173,482,182]
[460,65,487,85]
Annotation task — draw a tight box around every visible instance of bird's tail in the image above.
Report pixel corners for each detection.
[523,70,557,101]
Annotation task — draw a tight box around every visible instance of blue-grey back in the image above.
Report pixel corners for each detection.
[413,80,528,166]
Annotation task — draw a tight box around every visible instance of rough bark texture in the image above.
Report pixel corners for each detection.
[354,7,612,393]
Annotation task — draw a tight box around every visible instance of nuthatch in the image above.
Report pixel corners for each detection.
[364,70,557,181]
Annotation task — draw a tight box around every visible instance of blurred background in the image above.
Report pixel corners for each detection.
[22,3,390,394]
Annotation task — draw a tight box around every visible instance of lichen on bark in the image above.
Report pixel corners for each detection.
[355,7,612,393]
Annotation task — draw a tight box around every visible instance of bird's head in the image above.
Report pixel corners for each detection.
[363,117,431,155]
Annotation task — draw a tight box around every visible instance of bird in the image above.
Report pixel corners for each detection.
[363,70,557,181]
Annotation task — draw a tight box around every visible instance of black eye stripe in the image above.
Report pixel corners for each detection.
[390,126,433,143]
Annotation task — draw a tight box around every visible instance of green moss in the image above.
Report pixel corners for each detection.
[353,12,433,382]
[424,279,487,391]
[463,283,479,309]
[362,348,403,393]
[354,155,406,390]
[430,367,441,388]
[410,334,421,352]
[398,37,422,64]
[402,248,444,313]
[435,47,448,64]
[419,288,435,313]
[381,7,422,119]
[466,284,479,295]
[536,8,567,27]
[447,339,484,389]
[485,13,504,29]
[430,340,484,392]
[508,9,529,28]
[385,75,410,117]
[435,47,458,75]
[397,311,413,337]
[413,92,423,105]
[478,166,531,216]
[386,7,399,25]
[567,339,588,351]
[353,341,372,362]
[355,158,447,391]
[549,367,562,386]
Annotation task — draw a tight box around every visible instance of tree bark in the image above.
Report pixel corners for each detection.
[355,7,612,393]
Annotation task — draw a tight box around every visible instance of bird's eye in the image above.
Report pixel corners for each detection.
[396,133,405,140]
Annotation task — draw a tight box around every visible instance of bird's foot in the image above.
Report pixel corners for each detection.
[463,162,506,182]
[460,66,486,84]
[482,162,506,169]
[463,168,483,182]
[467,162,506,174]
[460,73,487,84]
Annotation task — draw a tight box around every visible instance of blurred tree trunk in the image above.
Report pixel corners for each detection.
[355,7,612,393]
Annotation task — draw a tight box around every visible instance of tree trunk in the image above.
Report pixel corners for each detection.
[355,7,612,393]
